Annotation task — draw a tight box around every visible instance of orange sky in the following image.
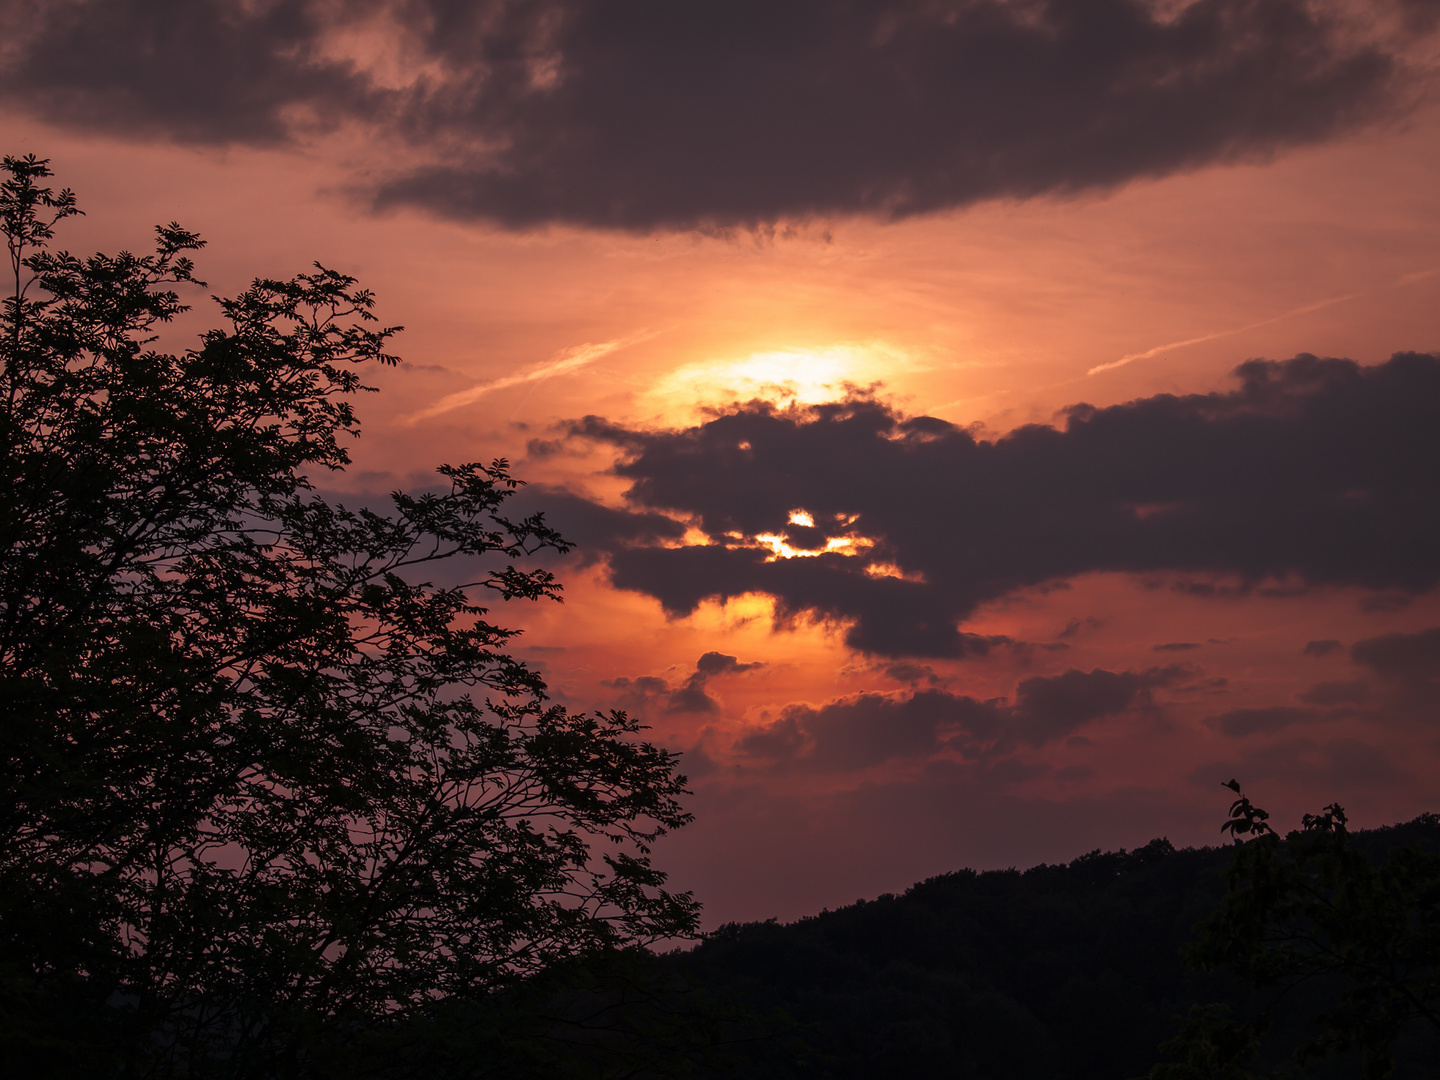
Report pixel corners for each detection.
[3,1,1439,922]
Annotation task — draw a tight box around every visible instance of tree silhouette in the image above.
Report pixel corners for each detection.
[0,155,698,1077]
[1149,781,1440,1079]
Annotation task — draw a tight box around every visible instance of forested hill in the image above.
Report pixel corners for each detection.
[665,816,1440,1080]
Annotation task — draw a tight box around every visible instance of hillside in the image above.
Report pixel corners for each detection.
[665,817,1440,1079]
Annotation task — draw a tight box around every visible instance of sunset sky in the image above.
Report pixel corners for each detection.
[3,0,1438,926]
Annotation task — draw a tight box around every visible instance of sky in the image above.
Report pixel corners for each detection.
[3,0,1439,926]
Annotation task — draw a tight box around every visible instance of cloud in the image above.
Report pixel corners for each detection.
[400,334,656,425]
[604,672,719,714]
[503,484,686,567]
[1089,269,1440,376]
[881,661,943,687]
[665,673,721,715]
[1205,705,1327,737]
[1008,666,1177,745]
[1303,639,1344,658]
[0,0,1429,230]
[1351,625,1440,710]
[606,650,764,717]
[696,651,763,676]
[1351,626,1440,682]
[1199,625,1439,739]
[0,0,378,145]
[1087,291,1363,375]
[738,666,1178,771]
[563,353,1440,657]
[602,673,669,698]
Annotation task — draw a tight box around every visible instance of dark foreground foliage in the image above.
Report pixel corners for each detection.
[0,155,697,1078]
[1163,787,1440,1080]
[663,814,1440,1080]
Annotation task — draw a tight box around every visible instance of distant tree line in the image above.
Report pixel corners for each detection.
[662,805,1440,1080]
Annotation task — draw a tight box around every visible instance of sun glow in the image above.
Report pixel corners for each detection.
[864,561,926,582]
[752,533,873,561]
[642,343,912,416]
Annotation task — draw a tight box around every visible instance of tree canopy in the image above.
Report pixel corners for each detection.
[1165,783,1440,1079]
[0,154,698,1077]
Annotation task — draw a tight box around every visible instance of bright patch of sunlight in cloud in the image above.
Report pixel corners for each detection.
[865,562,926,583]
[643,343,911,415]
[753,533,873,561]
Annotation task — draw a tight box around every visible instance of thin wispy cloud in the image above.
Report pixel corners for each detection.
[1088,294,1361,376]
[401,331,658,425]
[1395,268,1440,287]
[1089,267,1440,376]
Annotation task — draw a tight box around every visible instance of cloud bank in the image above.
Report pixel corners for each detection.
[0,0,1430,229]
[548,353,1440,657]
[739,665,1181,771]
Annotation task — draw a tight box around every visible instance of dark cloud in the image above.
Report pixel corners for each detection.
[738,666,1177,771]
[0,0,377,144]
[606,650,763,716]
[604,672,719,715]
[565,353,1440,657]
[1203,631,1440,735]
[881,661,943,687]
[1154,642,1202,652]
[1008,666,1176,744]
[1351,626,1440,683]
[1205,705,1326,737]
[1351,625,1440,711]
[601,674,668,695]
[665,673,721,716]
[696,651,763,676]
[0,0,1427,230]
[739,692,963,772]
[1303,639,1344,657]
[505,484,686,566]
[373,0,1420,229]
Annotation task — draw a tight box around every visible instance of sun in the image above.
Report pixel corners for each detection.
[641,343,910,417]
